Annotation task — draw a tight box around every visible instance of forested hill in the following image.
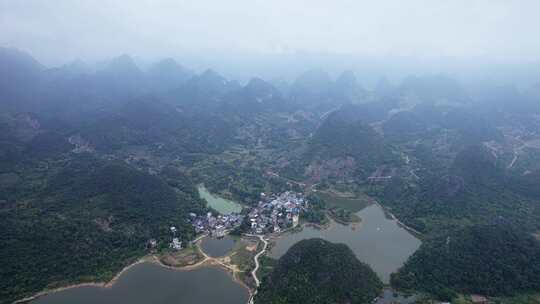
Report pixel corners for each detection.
[255,238,383,304]
[374,144,540,235]
[309,111,392,163]
[2,46,540,303]
[0,155,204,303]
[391,224,540,299]
[76,97,236,155]
[283,109,399,182]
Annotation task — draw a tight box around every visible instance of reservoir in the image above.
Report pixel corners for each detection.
[269,204,421,283]
[31,204,419,303]
[200,235,237,257]
[32,262,249,304]
[198,185,243,214]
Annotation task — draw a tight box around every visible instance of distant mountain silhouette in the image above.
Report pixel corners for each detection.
[0,47,44,111]
[147,58,193,92]
[222,77,289,113]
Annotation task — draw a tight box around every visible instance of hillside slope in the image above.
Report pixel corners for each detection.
[0,155,204,303]
[391,224,540,299]
[255,238,383,304]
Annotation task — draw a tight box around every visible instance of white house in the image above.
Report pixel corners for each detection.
[170,237,182,250]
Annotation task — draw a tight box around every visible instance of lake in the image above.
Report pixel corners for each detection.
[31,204,419,303]
[32,262,249,304]
[200,235,237,257]
[269,204,421,283]
[198,185,243,214]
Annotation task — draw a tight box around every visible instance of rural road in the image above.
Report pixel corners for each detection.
[246,234,268,304]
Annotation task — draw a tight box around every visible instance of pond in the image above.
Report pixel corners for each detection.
[200,235,237,257]
[198,185,243,214]
[376,288,418,304]
[32,262,249,304]
[269,204,421,283]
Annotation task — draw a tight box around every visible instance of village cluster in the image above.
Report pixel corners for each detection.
[246,191,307,234]
[167,191,309,249]
[191,212,243,238]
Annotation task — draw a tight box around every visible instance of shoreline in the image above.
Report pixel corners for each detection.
[15,234,254,304]
[148,239,254,297]
[326,210,362,226]
[13,256,150,304]
[150,253,254,297]
[373,201,423,238]
[15,247,253,304]
[16,202,419,304]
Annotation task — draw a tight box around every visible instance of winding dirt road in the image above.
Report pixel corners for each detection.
[251,235,268,287]
[245,234,268,304]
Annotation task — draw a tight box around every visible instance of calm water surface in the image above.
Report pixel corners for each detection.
[32,204,419,303]
[376,288,418,304]
[198,185,243,214]
[269,204,421,283]
[32,262,249,304]
[200,235,237,257]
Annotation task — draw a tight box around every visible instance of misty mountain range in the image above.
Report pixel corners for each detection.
[2,46,540,304]
[3,47,540,119]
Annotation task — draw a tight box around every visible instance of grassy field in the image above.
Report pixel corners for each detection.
[327,209,361,224]
[315,191,372,213]
[229,237,258,272]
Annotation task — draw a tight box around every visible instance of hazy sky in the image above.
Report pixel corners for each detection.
[1,0,540,66]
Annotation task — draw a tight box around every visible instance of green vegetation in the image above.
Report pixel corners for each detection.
[229,237,261,288]
[192,160,270,206]
[328,207,361,224]
[306,191,365,224]
[197,184,243,214]
[391,224,540,299]
[0,155,204,303]
[3,47,540,303]
[315,190,369,223]
[308,113,391,164]
[290,111,399,182]
[491,293,540,304]
[257,256,278,283]
[300,194,328,224]
[159,245,204,267]
[255,238,383,304]
[372,145,540,235]
[79,99,236,156]
[315,191,371,213]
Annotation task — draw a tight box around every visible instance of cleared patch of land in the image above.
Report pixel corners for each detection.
[230,238,258,273]
[159,246,205,267]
